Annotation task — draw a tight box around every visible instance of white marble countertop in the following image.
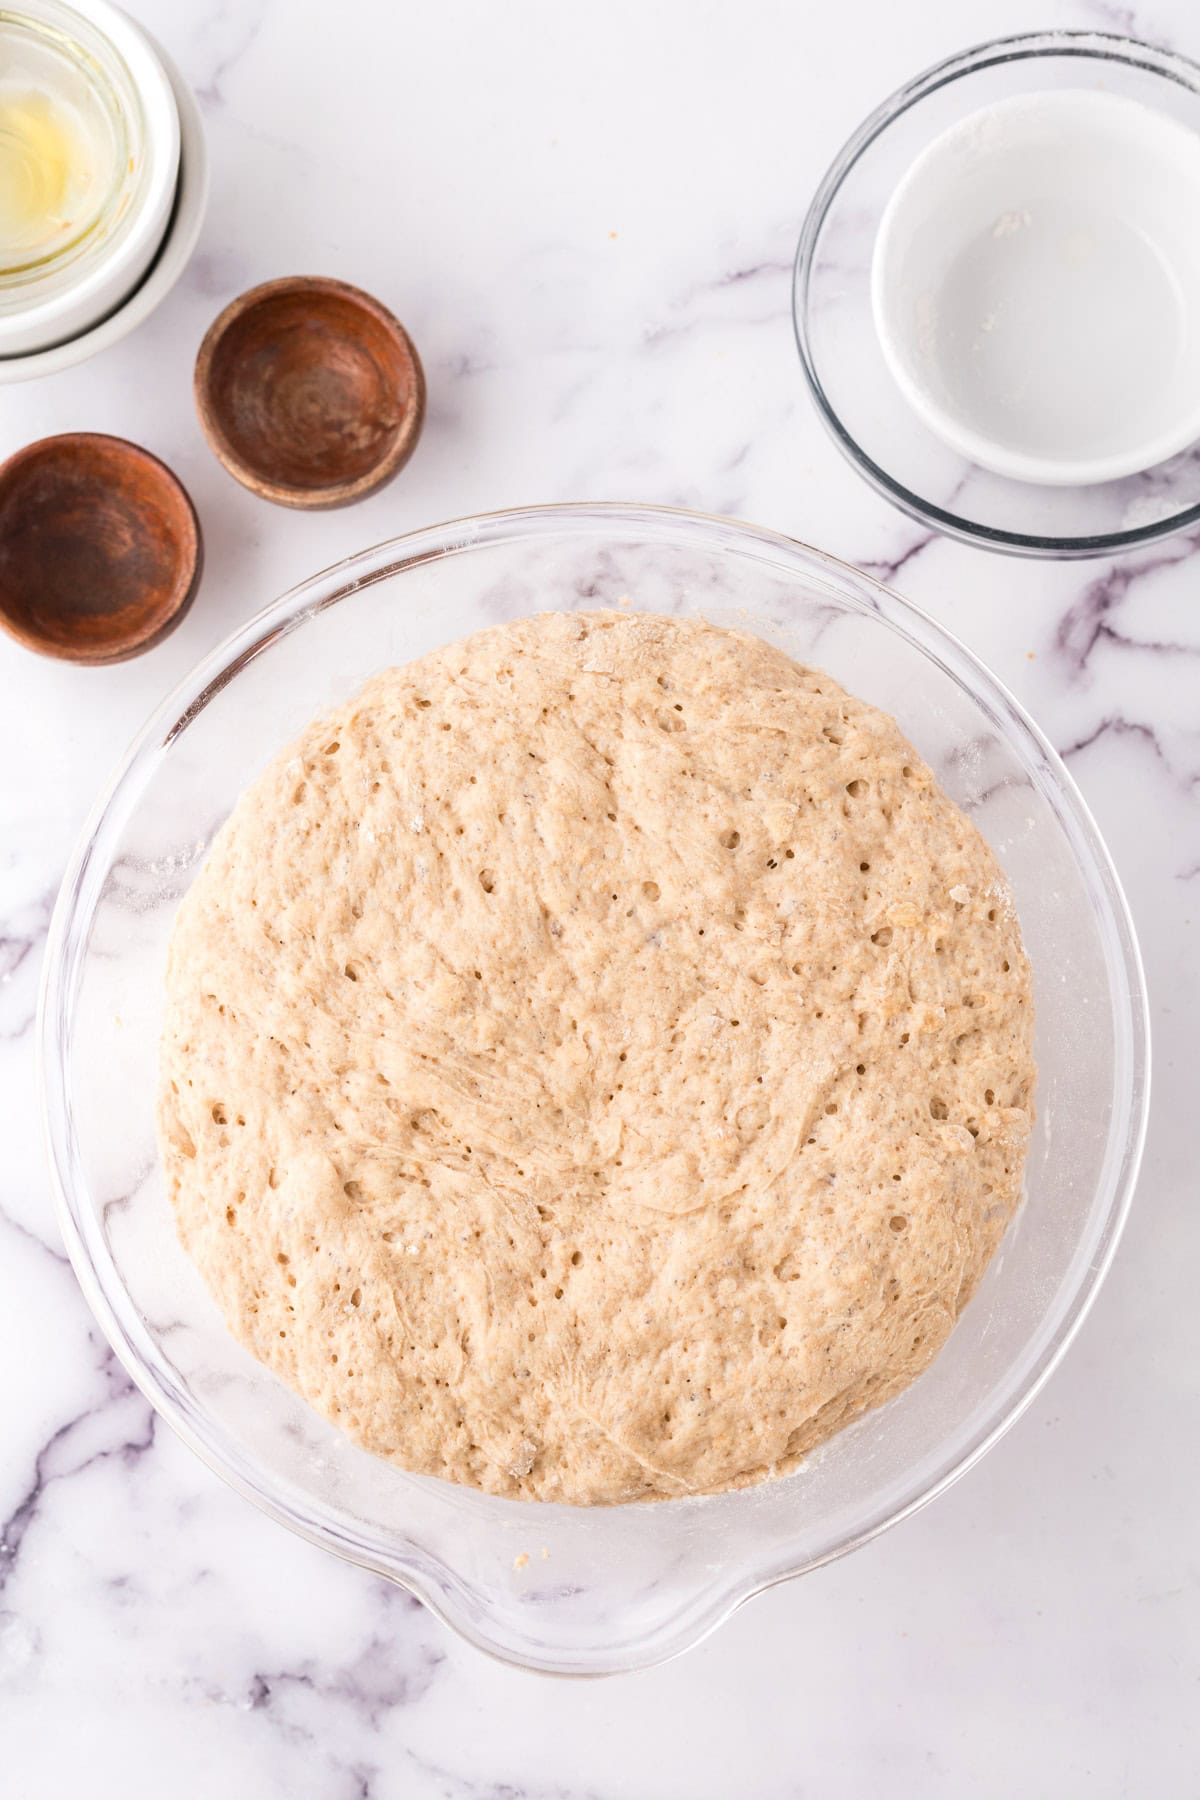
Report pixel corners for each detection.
[2,0,1197,1792]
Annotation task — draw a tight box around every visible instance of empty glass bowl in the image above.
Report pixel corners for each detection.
[41,504,1149,1674]
[793,31,1200,556]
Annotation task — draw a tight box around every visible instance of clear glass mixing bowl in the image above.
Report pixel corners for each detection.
[793,31,1200,557]
[40,504,1149,1675]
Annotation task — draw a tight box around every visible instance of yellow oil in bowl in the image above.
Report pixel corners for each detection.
[0,88,84,261]
[0,14,124,282]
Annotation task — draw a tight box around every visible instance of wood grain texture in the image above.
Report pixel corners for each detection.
[0,432,202,664]
[194,276,426,509]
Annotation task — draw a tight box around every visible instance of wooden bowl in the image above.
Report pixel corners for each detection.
[194,276,426,509]
[0,433,202,665]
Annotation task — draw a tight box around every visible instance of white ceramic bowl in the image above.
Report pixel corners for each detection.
[41,507,1149,1674]
[0,22,205,383]
[0,0,181,359]
[871,90,1200,486]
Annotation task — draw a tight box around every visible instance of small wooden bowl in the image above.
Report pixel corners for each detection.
[0,433,202,665]
[194,276,426,509]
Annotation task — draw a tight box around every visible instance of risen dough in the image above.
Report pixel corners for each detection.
[159,611,1034,1504]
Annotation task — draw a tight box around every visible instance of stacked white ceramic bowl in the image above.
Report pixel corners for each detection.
[0,0,207,379]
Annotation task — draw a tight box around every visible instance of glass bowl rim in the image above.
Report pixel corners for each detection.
[792,29,1200,560]
[38,501,1152,1673]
